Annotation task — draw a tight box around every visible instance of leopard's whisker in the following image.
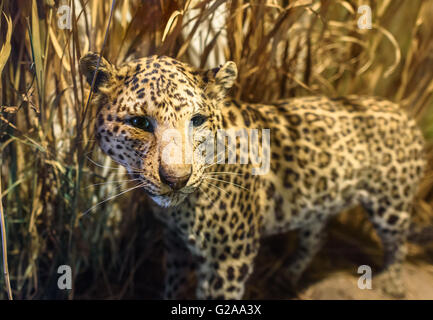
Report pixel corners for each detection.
[86,156,143,174]
[204,176,250,192]
[81,182,145,216]
[86,156,133,171]
[86,156,123,170]
[206,171,243,176]
[198,186,219,212]
[85,178,141,189]
[202,180,231,196]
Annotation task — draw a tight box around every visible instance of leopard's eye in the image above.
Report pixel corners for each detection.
[191,114,208,127]
[128,116,153,132]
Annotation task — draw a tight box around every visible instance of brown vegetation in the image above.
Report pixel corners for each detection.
[0,0,432,299]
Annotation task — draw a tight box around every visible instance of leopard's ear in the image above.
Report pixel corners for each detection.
[202,61,237,100]
[79,52,116,93]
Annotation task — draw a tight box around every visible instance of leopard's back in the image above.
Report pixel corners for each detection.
[220,95,425,236]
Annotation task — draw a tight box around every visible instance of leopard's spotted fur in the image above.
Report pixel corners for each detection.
[80,52,426,299]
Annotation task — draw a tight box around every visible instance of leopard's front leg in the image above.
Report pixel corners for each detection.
[285,221,328,286]
[163,229,196,299]
[195,241,258,300]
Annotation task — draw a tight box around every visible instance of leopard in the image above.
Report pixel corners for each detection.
[79,51,426,299]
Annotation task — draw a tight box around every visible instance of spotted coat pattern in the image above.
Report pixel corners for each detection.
[80,52,425,299]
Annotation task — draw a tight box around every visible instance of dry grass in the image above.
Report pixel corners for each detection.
[0,0,432,299]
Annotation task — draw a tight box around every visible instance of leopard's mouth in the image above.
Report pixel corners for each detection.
[133,172,200,205]
[147,190,190,208]
[179,186,198,194]
[144,189,190,197]
[142,189,159,197]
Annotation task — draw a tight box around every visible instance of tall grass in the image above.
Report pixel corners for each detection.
[0,0,432,299]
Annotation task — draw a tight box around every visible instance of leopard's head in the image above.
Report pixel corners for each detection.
[80,52,237,207]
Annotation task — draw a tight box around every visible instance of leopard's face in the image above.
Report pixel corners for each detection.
[80,53,237,207]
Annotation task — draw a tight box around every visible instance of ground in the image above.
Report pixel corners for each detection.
[298,262,433,299]
[77,205,433,300]
[244,215,433,300]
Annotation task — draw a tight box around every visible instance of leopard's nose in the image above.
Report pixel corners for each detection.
[159,166,191,190]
